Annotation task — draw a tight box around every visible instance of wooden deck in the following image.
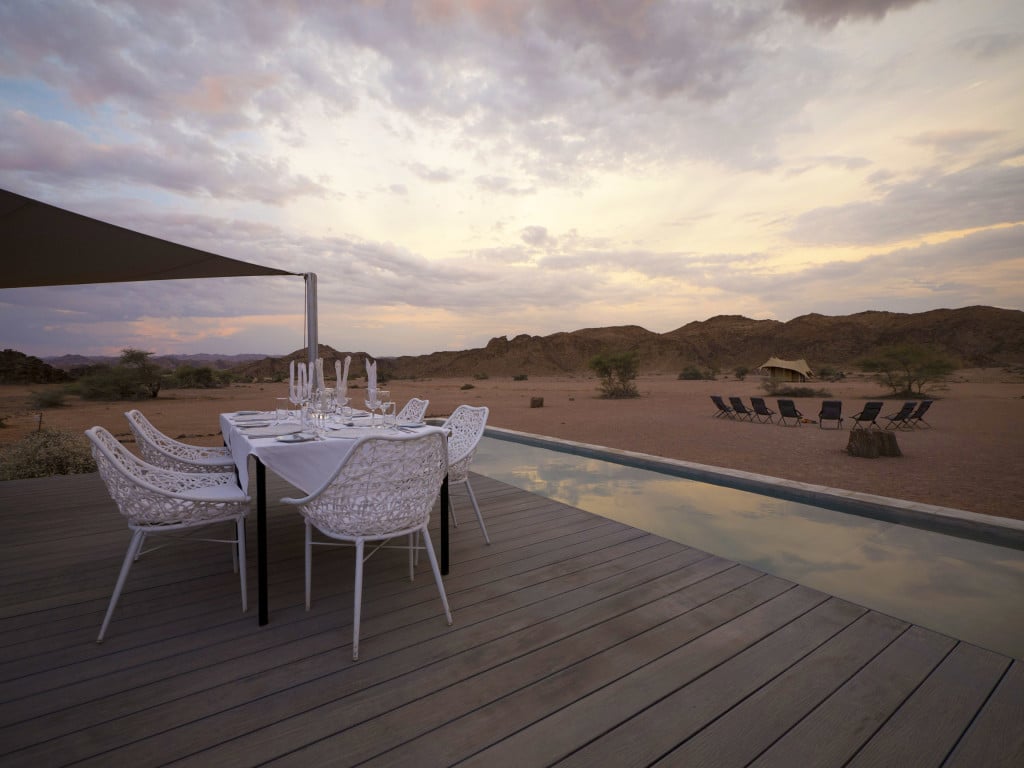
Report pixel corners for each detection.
[2,470,1022,767]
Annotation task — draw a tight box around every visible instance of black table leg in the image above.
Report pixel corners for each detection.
[441,474,449,575]
[256,458,268,626]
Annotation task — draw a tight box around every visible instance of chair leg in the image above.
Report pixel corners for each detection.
[97,529,145,643]
[353,539,365,661]
[465,479,490,545]
[419,527,453,627]
[448,494,460,527]
[304,521,312,611]
[236,517,248,613]
[408,533,415,581]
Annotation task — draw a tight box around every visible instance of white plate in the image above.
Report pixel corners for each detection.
[276,432,315,443]
[237,421,272,428]
[235,410,261,416]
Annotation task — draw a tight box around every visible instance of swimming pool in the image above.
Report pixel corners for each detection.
[472,431,1024,660]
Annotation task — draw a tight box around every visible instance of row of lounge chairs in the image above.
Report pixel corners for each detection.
[711,395,933,430]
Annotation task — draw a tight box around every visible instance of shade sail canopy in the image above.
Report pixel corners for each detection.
[0,188,296,288]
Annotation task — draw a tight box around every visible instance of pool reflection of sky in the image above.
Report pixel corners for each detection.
[474,438,1024,660]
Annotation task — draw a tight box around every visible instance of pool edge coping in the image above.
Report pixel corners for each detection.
[481,425,1024,551]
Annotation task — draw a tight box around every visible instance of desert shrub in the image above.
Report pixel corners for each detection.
[29,389,67,408]
[590,351,639,398]
[678,365,713,381]
[473,372,489,380]
[165,364,225,389]
[460,383,475,390]
[72,348,165,400]
[859,344,957,397]
[734,365,749,381]
[765,383,831,398]
[512,374,528,381]
[0,429,97,480]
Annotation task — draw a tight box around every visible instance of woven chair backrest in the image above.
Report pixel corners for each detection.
[396,397,429,423]
[298,432,448,538]
[443,405,488,480]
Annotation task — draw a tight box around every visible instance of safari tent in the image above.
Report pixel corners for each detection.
[759,356,813,382]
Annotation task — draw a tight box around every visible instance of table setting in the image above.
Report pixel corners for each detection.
[218,355,452,626]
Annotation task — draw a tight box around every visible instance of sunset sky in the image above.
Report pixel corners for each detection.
[1,0,1022,358]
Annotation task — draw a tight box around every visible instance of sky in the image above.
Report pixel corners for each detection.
[1,0,1022,359]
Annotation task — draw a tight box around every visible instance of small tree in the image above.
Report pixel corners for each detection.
[119,348,162,398]
[589,351,639,399]
[859,344,957,397]
[734,365,749,381]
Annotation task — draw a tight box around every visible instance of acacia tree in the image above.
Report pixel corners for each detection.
[119,348,163,398]
[859,344,957,397]
[589,351,640,399]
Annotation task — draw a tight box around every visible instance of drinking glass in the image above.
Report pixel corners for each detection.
[364,390,382,427]
[275,397,291,425]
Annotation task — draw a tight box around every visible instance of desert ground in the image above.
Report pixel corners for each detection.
[1,369,1022,521]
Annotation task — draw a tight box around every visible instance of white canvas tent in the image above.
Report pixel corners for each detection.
[0,188,319,363]
[759,356,813,382]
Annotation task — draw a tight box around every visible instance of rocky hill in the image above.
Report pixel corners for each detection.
[231,305,1024,381]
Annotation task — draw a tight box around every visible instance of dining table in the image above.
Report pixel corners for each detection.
[219,410,450,626]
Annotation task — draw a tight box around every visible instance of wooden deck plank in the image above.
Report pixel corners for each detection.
[943,660,1024,768]
[1,470,1022,768]
[845,642,1011,768]
[649,610,911,767]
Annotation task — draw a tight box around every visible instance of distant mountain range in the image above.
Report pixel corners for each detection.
[5,306,1021,386]
[231,305,1024,380]
[42,353,269,372]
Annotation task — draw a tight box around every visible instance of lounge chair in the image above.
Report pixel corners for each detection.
[907,400,933,428]
[749,397,776,423]
[729,397,755,421]
[884,402,917,430]
[818,400,843,429]
[850,401,883,430]
[710,395,735,419]
[776,399,803,426]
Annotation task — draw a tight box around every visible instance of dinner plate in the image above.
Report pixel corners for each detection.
[238,421,272,428]
[276,432,315,443]
[235,410,261,416]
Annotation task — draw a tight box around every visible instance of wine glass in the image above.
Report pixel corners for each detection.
[364,389,382,427]
[377,389,391,428]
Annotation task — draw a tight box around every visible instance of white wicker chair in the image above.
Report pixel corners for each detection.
[125,408,234,473]
[395,397,429,423]
[442,404,490,544]
[86,426,249,643]
[282,431,452,660]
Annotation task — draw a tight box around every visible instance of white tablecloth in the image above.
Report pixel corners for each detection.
[219,412,441,495]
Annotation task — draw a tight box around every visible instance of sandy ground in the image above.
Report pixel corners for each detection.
[2,369,1022,521]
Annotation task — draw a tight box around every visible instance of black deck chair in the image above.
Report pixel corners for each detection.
[710,395,735,418]
[729,397,755,421]
[884,401,917,430]
[749,396,775,423]
[776,399,803,426]
[850,401,883,430]
[907,399,933,428]
[818,400,843,429]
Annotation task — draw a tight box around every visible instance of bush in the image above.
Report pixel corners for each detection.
[512,374,528,381]
[734,365,749,381]
[473,372,489,380]
[165,364,226,389]
[29,389,67,408]
[678,365,712,381]
[0,429,97,480]
[460,383,475,390]
[590,351,639,398]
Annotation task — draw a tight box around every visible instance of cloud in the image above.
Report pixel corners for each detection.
[783,0,929,28]
[0,110,328,203]
[906,130,1005,156]
[788,160,1024,245]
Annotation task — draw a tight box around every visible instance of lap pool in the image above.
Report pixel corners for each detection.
[471,431,1024,660]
